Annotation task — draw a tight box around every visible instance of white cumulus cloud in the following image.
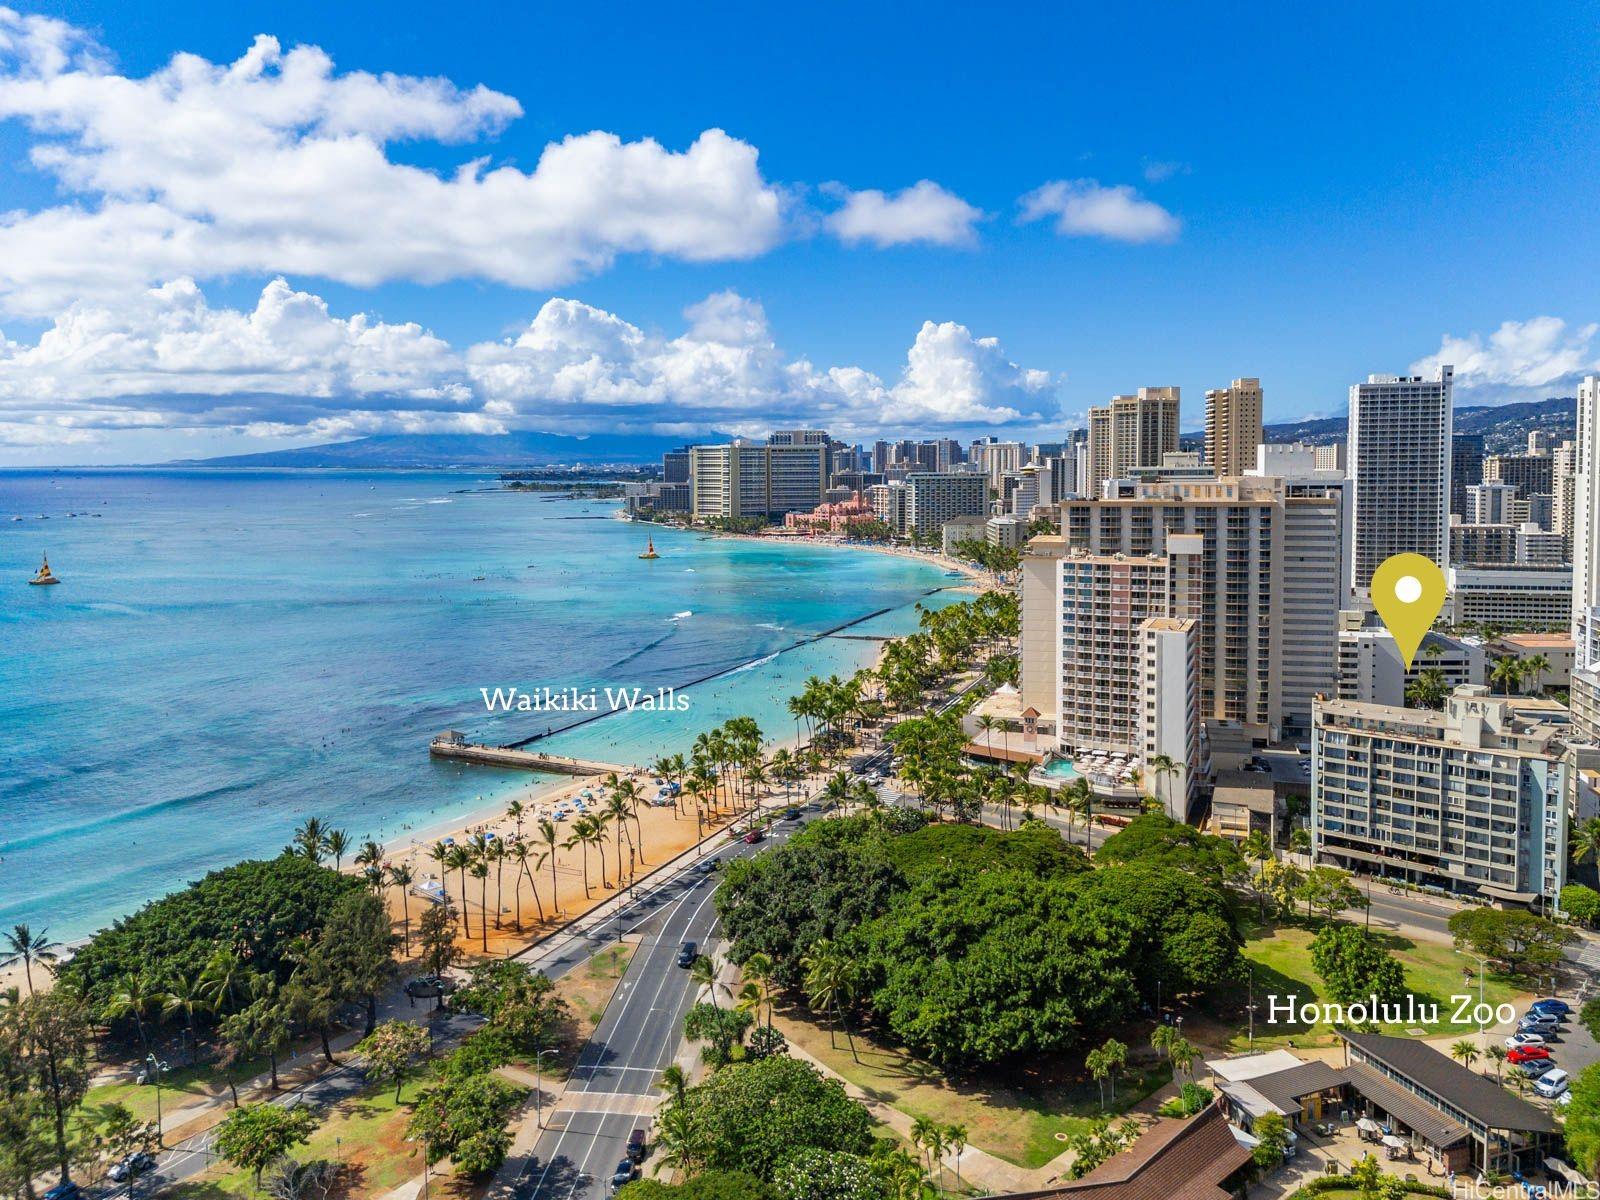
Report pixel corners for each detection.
[0,280,1058,447]
[1018,179,1181,244]
[1412,316,1600,399]
[824,180,982,247]
[0,11,787,314]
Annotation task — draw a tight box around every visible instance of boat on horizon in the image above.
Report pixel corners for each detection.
[28,553,60,585]
[638,536,660,560]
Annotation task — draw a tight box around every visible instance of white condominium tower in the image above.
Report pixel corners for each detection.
[1347,367,1453,599]
[1571,376,1600,739]
[1086,387,1180,496]
[1204,377,1264,478]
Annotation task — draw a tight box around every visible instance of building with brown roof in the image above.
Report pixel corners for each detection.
[995,1103,1251,1200]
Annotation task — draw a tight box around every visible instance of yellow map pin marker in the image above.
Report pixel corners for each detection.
[1371,553,1447,668]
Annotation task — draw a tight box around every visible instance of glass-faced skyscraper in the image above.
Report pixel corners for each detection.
[1347,367,1453,599]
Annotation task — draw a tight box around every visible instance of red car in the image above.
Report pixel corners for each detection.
[1508,1045,1551,1064]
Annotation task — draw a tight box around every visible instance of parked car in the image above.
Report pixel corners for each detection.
[1508,1045,1552,1064]
[1521,1014,1561,1032]
[1531,999,1572,1016]
[1535,1069,1571,1098]
[404,975,457,999]
[109,1151,156,1183]
[626,1128,648,1162]
[1506,1032,1547,1049]
[676,940,697,968]
[610,1158,640,1189]
[42,1184,81,1200]
[1518,1059,1555,1078]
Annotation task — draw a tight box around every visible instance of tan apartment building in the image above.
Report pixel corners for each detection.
[1085,386,1180,496]
[1203,377,1263,478]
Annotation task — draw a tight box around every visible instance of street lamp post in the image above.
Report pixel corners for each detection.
[532,1046,559,1129]
[1461,952,1490,1050]
[145,1055,170,1148]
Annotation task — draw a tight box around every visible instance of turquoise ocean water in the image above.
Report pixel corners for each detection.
[0,469,955,940]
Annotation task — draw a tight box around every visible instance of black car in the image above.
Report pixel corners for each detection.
[626,1127,648,1161]
[676,940,697,967]
[404,974,457,999]
[611,1158,639,1189]
[782,807,803,821]
[695,858,720,875]
[109,1151,156,1183]
[42,1184,82,1200]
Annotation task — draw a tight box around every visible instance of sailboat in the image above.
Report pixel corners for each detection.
[28,553,60,585]
[638,536,660,560]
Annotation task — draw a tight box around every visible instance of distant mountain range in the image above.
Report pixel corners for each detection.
[171,430,720,469]
[1183,396,1576,455]
[173,396,1578,469]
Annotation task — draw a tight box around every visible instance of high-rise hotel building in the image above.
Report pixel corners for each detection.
[1203,377,1264,478]
[689,438,827,520]
[1035,477,1345,742]
[1086,387,1181,497]
[1570,376,1600,740]
[1347,367,1453,599]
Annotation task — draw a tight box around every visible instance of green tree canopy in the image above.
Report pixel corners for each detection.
[1447,907,1572,980]
[1095,813,1246,886]
[214,1103,318,1186]
[62,854,362,1012]
[1309,923,1407,1006]
[660,1056,874,1182]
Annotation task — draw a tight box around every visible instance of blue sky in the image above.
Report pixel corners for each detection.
[0,1,1597,463]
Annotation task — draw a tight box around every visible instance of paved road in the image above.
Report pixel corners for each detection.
[512,811,815,1200]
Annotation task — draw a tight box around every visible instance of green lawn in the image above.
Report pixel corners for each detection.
[81,1054,275,1128]
[163,1072,447,1200]
[773,1007,1170,1169]
[1236,920,1529,1049]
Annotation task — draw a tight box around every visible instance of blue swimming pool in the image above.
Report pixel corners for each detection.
[1037,757,1081,781]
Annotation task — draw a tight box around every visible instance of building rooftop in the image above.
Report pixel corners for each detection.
[1340,1030,1558,1134]
[995,1104,1250,1200]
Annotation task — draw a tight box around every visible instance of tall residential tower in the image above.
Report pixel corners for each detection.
[1203,377,1263,478]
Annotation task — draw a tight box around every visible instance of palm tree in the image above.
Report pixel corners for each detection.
[293,817,328,862]
[388,862,415,955]
[689,953,720,1007]
[1486,1044,1508,1082]
[199,947,254,1012]
[1522,653,1551,695]
[161,970,212,1062]
[105,971,161,1057]
[741,952,776,1028]
[566,816,598,896]
[1490,655,1523,695]
[1571,818,1600,866]
[657,1062,688,1107]
[444,844,474,939]
[469,857,490,951]
[426,840,453,908]
[535,819,563,914]
[975,713,1000,762]
[485,837,506,930]
[1147,752,1179,815]
[0,924,59,995]
[945,1124,968,1192]
[802,940,859,1060]
[506,799,527,843]
[354,839,385,873]
[323,828,351,872]
[1450,1039,1480,1072]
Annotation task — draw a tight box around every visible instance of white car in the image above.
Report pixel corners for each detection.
[1535,1069,1570,1098]
[1507,1032,1548,1049]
